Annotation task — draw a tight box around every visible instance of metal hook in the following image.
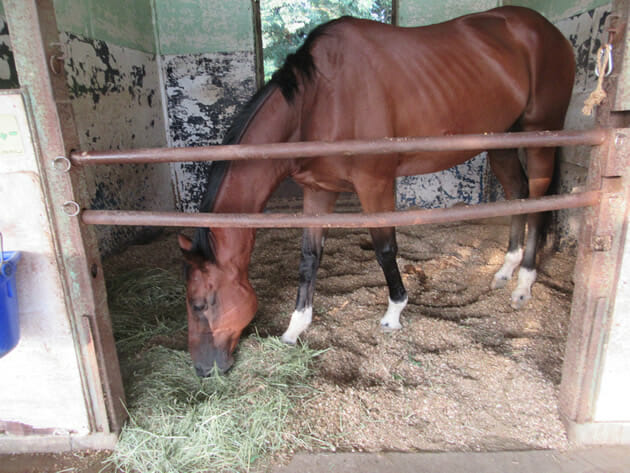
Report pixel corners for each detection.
[48,42,67,75]
[53,156,72,172]
[62,201,81,217]
[595,44,613,78]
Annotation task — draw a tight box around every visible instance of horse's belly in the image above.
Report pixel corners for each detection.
[396,150,481,177]
[292,158,357,193]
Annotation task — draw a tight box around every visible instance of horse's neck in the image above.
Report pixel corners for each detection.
[212,87,299,267]
[214,88,298,213]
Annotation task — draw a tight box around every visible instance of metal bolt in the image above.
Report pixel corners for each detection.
[614,133,626,148]
[592,234,613,252]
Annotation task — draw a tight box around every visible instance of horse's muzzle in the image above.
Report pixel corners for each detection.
[193,353,234,377]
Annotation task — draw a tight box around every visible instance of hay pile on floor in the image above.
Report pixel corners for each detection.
[106,268,324,473]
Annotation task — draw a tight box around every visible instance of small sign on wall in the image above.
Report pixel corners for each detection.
[0,115,23,155]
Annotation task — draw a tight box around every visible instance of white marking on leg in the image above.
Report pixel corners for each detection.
[281,307,313,344]
[511,268,536,309]
[491,248,524,289]
[380,297,407,330]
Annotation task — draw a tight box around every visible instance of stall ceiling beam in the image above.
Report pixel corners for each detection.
[71,129,607,165]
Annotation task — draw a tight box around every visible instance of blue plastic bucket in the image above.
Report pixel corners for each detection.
[0,251,21,358]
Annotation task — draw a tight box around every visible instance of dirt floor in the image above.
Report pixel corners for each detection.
[249,221,573,453]
[102,203,574,455]
[1,205,576,472]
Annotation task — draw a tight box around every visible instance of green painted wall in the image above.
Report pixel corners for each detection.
[154,0,254,55]
[503,0,610,20]
[397,0,500,26]
[52,0,155,53]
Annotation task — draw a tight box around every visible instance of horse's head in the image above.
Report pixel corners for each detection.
[178,233,257,376]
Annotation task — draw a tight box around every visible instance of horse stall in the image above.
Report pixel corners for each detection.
[1,0,630,470]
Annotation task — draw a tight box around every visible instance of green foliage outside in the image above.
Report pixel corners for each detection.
[261,0,392,81]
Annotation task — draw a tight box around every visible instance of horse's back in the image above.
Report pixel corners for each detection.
[294,6,574,183]
[304,7,573,135]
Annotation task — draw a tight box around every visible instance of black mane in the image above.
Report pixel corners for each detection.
[191,18,341,261]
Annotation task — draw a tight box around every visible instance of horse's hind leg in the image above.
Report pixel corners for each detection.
[510,146,555,309]
[489,148,528,290]
[281,189,338,344]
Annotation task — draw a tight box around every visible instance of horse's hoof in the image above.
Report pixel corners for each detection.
[380,320,402,331]
[510,292,531,310]
[280,333,297,345]
[491,275,509,290]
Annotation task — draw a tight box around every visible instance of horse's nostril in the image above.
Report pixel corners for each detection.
[195,364,210,377]
[191,300,208,312]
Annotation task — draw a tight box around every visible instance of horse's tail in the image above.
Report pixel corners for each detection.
[539,148,564,251]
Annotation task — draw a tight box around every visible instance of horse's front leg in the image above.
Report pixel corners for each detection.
[281,189,338,344]
[280,227,326,344]
[370,227,408,330]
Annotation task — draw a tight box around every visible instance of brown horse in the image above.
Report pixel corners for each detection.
[178,6,575,376]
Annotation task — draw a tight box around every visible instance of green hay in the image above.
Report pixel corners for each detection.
[107,268,187,358]
[106,269,326,473]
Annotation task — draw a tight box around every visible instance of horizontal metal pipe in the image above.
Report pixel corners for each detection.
[71,129,607,165]
[82,191,600,229]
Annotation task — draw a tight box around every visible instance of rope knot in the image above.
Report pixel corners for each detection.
[582,44,613,116]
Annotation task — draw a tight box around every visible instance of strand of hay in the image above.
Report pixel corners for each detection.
[106,268,187,357]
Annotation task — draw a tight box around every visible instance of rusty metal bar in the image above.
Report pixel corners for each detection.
[71,129,607,165]
[82,191,600,229]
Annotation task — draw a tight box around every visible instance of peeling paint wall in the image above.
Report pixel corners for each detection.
[52,1,173,256]
[553,4,611,247]
[164,51,256,211]
[52,0,156,53]
[154,0,256,211]
[154,0,255,54]
[0,14,19,89]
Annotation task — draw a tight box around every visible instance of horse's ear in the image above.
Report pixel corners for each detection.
[178,234,193,252]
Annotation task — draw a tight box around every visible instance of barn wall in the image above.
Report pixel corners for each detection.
[553,3,611,247]
[154,0,257,211]
[0,10,19,89]
[51,0,173,256]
